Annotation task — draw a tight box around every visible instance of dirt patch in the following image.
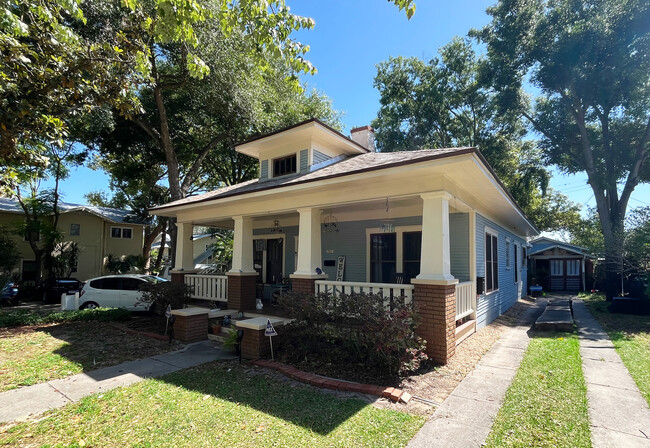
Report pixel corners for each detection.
[373,297,537,416]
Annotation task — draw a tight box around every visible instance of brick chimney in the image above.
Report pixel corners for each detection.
[350,125,376,152]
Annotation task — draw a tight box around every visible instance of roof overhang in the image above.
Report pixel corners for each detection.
[235,119,369,159]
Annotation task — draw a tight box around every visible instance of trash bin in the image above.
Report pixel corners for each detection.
[530,286,543,297]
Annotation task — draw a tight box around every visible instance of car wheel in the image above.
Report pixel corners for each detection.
[80,301,99,310]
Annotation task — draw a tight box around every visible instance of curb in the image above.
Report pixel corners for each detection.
[251,359,411,403]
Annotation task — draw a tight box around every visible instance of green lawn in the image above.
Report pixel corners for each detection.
[485,332,591,448]
[0,320,179,392]
[581,293,650,406]
[0,361,424,448]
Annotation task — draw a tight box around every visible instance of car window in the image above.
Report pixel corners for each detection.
[89,279,102,289]
[122,278,144,291]
[101,277,122,290]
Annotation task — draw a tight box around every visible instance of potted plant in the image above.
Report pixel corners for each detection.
[211,322,222,335]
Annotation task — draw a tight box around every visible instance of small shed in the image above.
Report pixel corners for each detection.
[528,237,595,292]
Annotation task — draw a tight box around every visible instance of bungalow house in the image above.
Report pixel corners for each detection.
[528,236,595,292]
[0,198,145,282]
[150,119,539,363]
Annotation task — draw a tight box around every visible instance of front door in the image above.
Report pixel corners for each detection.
[266,238,283,283]
[370,233,397,283]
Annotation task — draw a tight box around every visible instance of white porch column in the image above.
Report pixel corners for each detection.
[174,222,194,270]
[292,207,325,277]
[230,216,255,273]
[415,192,456,284]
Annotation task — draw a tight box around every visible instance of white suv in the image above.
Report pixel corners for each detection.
[78,275,167,311]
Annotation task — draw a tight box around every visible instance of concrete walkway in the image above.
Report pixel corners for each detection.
[0,340,235,423]
[407,299,547,448]
[573,300,650,447]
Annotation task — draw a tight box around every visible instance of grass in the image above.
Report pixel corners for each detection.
[0,320,179,392]
[0,361,424,448]
[0,308,131,327]
[581,292,650,406]
[485,332,591,448]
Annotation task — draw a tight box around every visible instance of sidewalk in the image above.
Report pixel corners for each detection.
[407,298,547,448]
[0,340,235,423]
[573,300,650,447]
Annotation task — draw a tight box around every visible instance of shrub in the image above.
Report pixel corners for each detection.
[0,308,131,327]
[139,282,193,315]
[278,291,427,376]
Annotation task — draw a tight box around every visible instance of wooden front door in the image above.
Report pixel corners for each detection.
[549,258,581,291]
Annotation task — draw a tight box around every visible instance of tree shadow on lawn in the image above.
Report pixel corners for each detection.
[154,360,371,436]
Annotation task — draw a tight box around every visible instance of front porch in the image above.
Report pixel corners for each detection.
[171,191,478,364]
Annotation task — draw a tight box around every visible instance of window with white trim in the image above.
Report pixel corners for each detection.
[514,243,519,283]
[70,223,80,236]
[551,259,563,276]
[111,227,133,239]
[272,154,297,177]
[505,239,511,268]
[485,231,499,292]
[567,259,580,276]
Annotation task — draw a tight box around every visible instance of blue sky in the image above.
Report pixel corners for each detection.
[47,0,650,215]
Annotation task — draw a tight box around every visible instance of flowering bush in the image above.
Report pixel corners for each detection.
[278,291,428,376]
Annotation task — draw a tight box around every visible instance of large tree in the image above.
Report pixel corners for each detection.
[372,37,580,231]
[475,0,650,298]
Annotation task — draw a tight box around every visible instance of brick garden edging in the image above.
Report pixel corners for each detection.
[251,359,412,404]
[109,322,169,342]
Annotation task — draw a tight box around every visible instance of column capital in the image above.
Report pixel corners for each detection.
[296,207,322,215]
[420,191,453,201]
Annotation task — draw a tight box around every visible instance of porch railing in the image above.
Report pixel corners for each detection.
[314,280,414,305]
[184,274,228,303]
[455,281,474,320]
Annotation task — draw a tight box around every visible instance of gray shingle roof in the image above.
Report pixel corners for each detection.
[0,197,145,225]
[152,147,475,211]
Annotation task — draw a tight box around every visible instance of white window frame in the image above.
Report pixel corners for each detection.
[505,238,511,269]
[484,226,499,294]
[111,226,133,239]
[365,225,421,282]
[271,153,298,178]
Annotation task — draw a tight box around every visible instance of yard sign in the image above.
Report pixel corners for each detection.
[265,319,277,360]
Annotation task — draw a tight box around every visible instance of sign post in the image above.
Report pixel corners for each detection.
[165,305,172,335]
[265,319,278,360]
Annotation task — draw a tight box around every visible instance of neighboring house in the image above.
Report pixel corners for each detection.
[152,233,219,266]
[528,236,595,292]
[150,119,539,363]
[0,198,145,282]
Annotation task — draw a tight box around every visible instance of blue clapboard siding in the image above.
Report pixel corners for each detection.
[300,149,309,173]
[260,160,269,180]
[475,213,528,329]
[313,150,330,165]
[449,213,470,282]
[321,216,422,281]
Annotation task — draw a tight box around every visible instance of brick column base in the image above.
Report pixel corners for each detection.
[173,313,208,343]
[290,277,318,294]
[413,282,456,364]
[226,273,257,311]
[241,328,277,360]
[170,271,186,284]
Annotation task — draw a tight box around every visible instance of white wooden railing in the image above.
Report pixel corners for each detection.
[315,280,414,306]
[455,281,474,320]
[184,274,228,303]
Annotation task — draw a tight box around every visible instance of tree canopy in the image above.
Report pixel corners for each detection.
[475,0,650,297]
[372,37,580,231]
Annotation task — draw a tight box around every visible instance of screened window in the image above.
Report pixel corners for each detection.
[273,155,297,177]
[70,223,80,236]
[111,227,133,239]
[122,228,132,239]
[370,233,396,283]
[514,243,519,283]
[567,260,580,276]
[111,227,122,238]
[402,231,421,283]
[485,232,499,292]
[551,259,564,276]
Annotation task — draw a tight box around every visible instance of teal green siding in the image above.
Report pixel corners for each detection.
[313,150,330,165]
[300,149,309,173]
[260,160,268,180]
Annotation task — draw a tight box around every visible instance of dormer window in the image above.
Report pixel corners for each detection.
[273,154,297,177]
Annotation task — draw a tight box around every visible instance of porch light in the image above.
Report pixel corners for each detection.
[322,211,340,232]
[270,219,283,233]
